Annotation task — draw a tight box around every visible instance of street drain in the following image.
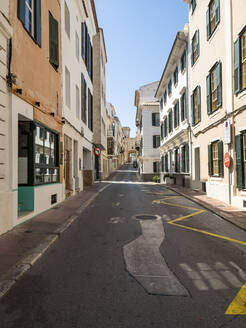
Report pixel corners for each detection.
[135,214,158,220]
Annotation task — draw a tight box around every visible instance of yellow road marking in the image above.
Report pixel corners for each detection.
[225,283,246,315]
[169,222,246,246]
[152,196,246,247]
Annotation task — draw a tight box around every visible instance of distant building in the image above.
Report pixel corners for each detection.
[135,82,160,181]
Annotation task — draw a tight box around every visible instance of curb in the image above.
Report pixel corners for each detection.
[165,185,246,233]
[0,183,111,300]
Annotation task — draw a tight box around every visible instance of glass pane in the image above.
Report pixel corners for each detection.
[35,168,44,184]
[35,126,44,164]
[44,168,52,183]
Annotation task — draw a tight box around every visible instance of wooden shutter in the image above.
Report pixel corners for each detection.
[177,101,179,126]
[153,162,157,173]
[197,86,201,122]
[49,13,59,68]
[81,23,86,60]
[218,140,224,177]
[215,0,220,26]
[206,9,210,40]
[35,0,42,47]
[185,144,189,173]
[153,136,156,148]
[85,24,88,66]
[181,146,185,172]
[164,118,167,137]
[191,40,194,66]
[191,94,194,126]
[161,122,164,140]
[208,144,213,176]
[216,61,222,107]
[234,38,241,94]
[196,30,200,58]
[18,0,25,25]
[156,136,160,147]
[235,134,244,189]
[206,74,212,114]
[181,94,184,122]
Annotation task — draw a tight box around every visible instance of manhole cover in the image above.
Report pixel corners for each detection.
[135,215,157,220]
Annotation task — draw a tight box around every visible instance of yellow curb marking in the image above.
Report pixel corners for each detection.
[225,283,246,315]
[152,196,181,203]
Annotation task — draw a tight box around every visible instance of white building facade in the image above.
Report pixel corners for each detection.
[135,82,161,181]
[61,0,98,196]
[156,27,191,186]
[0,2,13,234]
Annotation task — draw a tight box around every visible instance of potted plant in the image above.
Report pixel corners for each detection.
[152,175,160,183]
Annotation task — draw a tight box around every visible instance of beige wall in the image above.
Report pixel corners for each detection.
[9,0,62,134]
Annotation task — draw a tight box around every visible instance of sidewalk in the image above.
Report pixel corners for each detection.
[0,182,109,299]
[165,184,246,231]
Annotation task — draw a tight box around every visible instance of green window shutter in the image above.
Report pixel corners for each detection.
[206,74,212,114]
[196,30,200,58]
[234,38,241,94]
[216,61,222,107]
[156,113,160,126]
[235,134,244,189]
[215,0,220,26]
[208,144,213,176]
[184,91,187,120]
[164,119,167,137]
[185,144,189,173]
[206,9,210,40]
[34,0,42,47]
[197,86,201,122]
[152,113,155,126]
[156,136,160,147]
[191,94,195,126]
[218,140,224,177]
[153,162,156,173]
[18,0,25,25]
[153,136,156,148]
[191,41,194,66]
[181,146,185,172]
[49,13,59,68]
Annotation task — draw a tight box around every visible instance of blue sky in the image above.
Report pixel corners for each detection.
[94,0,188,137]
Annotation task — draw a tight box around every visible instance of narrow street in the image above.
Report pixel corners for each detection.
[1,165,246,328]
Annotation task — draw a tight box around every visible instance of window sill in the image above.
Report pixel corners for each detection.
[210,177,223,181]
[192,121,201,130]
[191,56,199,69]
[236,88,246,99]
[208,107,221,119]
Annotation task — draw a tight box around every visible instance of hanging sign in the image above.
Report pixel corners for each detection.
[94,147,101,156]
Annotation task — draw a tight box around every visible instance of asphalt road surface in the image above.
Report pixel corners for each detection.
[1,164,246,327]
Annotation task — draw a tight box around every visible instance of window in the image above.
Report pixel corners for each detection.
[181,51,186,72]
[163,90,167,104]
[235,132,246,190]
[88,88,93,131]
[161,156,164,172]
[174,149,180,173]
[168,80,172,96]
[164,153,169,172]
[164,118,168,137]
[153,162,159,173]
[206,0,220,40]
[207,62,222,114]
[234,28,246,94]
[81,22,93,81]
[64,2,70,38]
[34,124,59,185]
[65,67,70,108]
[81,73,87,123]
[161,122,164,140]
[208,140,223,177]
[191,0,196,13]
[168,110,173,133]
[191,30,199,66]
[153,135,160,148]
[191,86,201,126]
[174,101,180,128]
[76,85,80,119]
[181,91,186,121]
[49,12,59,69]
[174,67,178,85]
[152,113,160,126]
[181,144,189,173]
[75,32,79,61]
[17,0,41,46]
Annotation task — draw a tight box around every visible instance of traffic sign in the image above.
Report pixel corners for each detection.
[224,152,231,168]
[94,147,101,156]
